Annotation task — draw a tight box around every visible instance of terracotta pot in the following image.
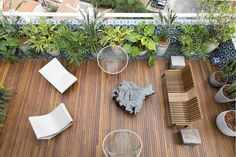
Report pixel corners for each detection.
[216,110,236,137]
[214,85,236,103]
[207,42,220,53]
[209,71,228,87]
[157,40,170,56]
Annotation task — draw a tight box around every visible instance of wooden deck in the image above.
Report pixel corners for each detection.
[0,60,234,157]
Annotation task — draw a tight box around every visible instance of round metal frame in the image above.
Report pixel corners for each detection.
[97,45,129,75]
[102,129,143,157]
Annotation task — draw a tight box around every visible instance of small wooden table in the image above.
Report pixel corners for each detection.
[178,129,201,145]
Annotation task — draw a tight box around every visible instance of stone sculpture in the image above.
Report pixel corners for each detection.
[112,81,155,114]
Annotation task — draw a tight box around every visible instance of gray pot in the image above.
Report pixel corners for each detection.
[139,50,147,56]
[48,50,60,57]
[216,110,236,137]
[157,40,170,56]
[19,44,31,53]
[209,71,228,87]
[91,52,98,58]
[214,85,236,103]
[207,42,220,53]
[111,46,123,55]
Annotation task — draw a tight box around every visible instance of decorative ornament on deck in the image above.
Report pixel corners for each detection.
[112,81,155,114]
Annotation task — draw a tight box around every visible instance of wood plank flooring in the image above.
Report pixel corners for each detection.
[0,60,234,157]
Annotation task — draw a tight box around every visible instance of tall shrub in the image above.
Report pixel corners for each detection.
[91,0,116,8]
[115,0,147,13]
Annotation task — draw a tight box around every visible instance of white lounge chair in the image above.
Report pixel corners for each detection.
[39,58,77,93]
[28,103,73,140]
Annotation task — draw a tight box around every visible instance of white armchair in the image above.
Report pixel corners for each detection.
[39,58,77,93]
[28,103,73,140]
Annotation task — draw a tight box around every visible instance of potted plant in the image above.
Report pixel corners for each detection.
[197,0,236,53]
[214,81,236,103]
[79,6,109,57]
[216,110,236,137]
[0,11,22,63]
[179,24,211,60]
[0,85,11,129]
[123,21,157,57]
[153,7,177,56]
[209,57,236,87]
[99,25,132,55]
[53,23,90,66]
[100,26,132,47]
[21,18,60,56]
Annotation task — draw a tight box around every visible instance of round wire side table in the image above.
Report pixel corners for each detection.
[97,46,129,75]
[102,129,143,157]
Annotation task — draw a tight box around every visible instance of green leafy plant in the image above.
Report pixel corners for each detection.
[0,85,11,128]
[99,26,132,46]
[197,0,236,42]
[0,14,21,63]
[114,0,147,13]
[147,51,158,67]
[0,1,25,63]
[20,18,59,54]
[222,57,236,78]
[179,24,210,60]
[53,23,89,66]
[153,7,177,44]
[124,22,157,57]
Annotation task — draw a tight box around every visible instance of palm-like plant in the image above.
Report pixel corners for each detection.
[53,23,89,66]
[154,7,177,44]
[0,2,24,63]
[79,6,109,54]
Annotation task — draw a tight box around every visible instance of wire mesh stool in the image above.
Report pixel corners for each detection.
[102,129,143,157]
[97,46,129,75]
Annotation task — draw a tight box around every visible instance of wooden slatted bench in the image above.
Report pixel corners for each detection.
[163,64,203,127]
[169,97,202,126]
[165,64,195,93]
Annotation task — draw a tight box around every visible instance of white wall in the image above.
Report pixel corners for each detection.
[0,0,3,11]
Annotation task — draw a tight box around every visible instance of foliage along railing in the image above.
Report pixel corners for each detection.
[0,12,235,68]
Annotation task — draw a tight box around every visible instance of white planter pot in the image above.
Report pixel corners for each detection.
[139,50,147,56]
[216,110,236,137]
[214,85,236,103]
[209,71,228,87]
[48,50,60,57]
[157,40,170,56]
[207,42,220,53]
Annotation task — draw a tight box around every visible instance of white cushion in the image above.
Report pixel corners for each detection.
[29,103,73,140]
[39,58,77,93]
